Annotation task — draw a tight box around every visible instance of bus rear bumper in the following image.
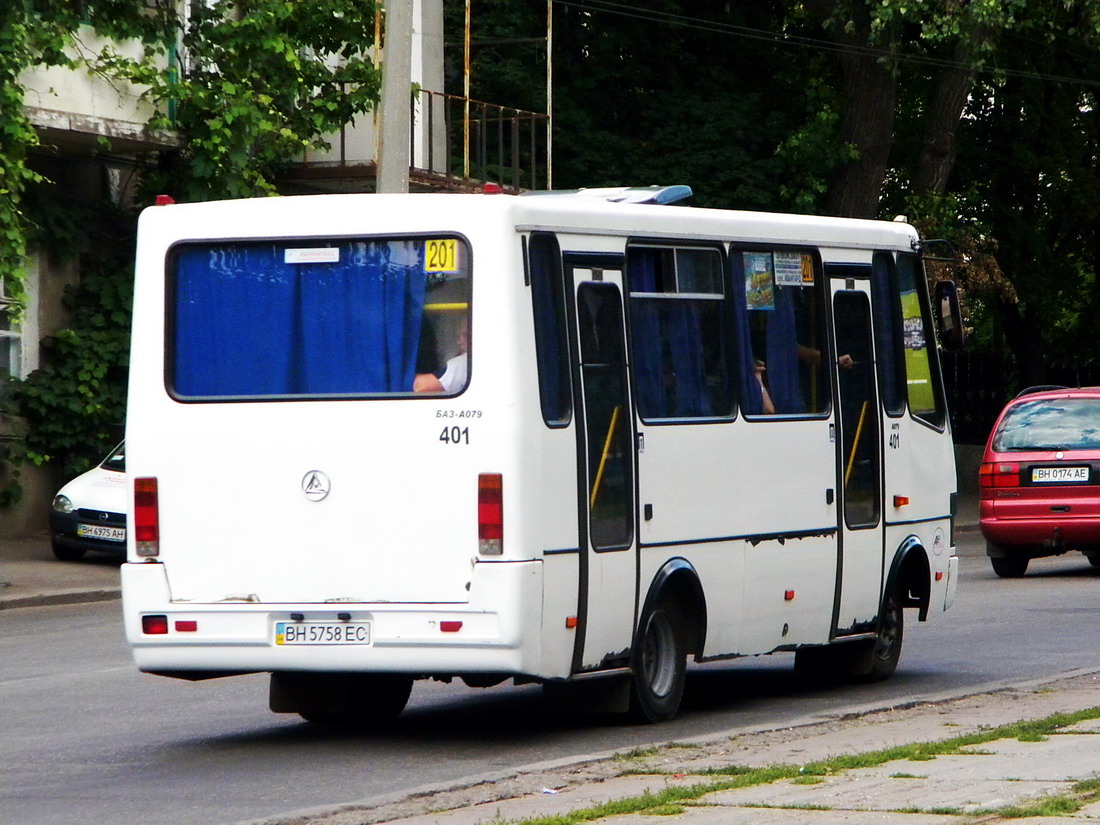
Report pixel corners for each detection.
[121,559,549,679]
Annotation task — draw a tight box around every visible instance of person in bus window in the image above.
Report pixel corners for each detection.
[754,360,776,414]
[415,318,468,393]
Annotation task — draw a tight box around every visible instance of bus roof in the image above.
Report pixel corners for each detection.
[140,189,920,254]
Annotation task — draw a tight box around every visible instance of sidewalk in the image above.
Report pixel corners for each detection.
[0,532,122,609]
[271,669,1100,825]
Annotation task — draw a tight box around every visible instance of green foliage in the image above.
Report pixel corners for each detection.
[776,79,858,214]
[8,199,133,481]
[100,0,383,201]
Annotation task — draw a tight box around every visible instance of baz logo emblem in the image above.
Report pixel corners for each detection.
[302,471,331,502]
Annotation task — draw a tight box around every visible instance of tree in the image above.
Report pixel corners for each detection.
[952,4,1100,384]
[102,0,383,201]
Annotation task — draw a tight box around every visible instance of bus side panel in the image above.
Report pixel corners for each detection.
[539,554,580,678]
[637,418,838,657]
[731,419,838,653]
[884,414,957,617]
[636,423,742,656]
[519,422,582,680]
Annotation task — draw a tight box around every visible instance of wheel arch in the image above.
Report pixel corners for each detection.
[639,558,707,658]
[886,536,932,621]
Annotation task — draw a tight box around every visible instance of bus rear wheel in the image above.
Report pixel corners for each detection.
[628,596,687,723]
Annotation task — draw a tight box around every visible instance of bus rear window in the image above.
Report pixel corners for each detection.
[169,237,470,400]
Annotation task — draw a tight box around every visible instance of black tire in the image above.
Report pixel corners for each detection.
[851,591,904,683]
[1085,554,1100,569]
[991,555,1029,578]
[51,540,86,562]
[796,592,904,684]
[628,596,688,723]
[292,673,413,727]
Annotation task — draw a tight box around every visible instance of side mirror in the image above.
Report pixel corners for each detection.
[933,280,965,352]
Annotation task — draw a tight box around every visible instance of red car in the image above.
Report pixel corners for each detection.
[979,386,1100,577]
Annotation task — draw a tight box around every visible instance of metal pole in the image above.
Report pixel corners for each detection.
[464,0,471,178]
[378,0,414,193]
[546,0,552,189]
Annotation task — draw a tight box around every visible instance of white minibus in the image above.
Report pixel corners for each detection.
[122,186,960,723]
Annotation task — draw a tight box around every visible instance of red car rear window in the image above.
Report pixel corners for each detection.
[993,397,1100,451]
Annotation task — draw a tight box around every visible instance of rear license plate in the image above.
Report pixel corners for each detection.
[275,622,372,645]
[1031,466,1090,483]
[76,523,126,542]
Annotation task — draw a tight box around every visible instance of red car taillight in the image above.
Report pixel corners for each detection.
[478,473,503,555]
[979,462,1020,488]
[134,476,160,557]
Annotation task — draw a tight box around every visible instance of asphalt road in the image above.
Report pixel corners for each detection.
[2,529,1099,825]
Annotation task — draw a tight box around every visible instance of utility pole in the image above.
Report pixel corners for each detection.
[377,0,414,193]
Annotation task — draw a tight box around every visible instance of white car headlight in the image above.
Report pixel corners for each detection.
[52,494,73,514]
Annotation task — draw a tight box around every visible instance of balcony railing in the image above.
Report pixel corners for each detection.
[414,90,550,192]
[302,87,550,193]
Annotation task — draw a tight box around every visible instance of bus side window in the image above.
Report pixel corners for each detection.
[732,248,828,416]
[528,233,572,425]
[896,253,946,427]
[626,244,733,421]
[870,253,905,416]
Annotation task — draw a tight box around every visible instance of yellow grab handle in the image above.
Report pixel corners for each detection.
[590,405,622,510]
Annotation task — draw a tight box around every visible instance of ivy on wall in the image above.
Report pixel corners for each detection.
[1,0,383,501]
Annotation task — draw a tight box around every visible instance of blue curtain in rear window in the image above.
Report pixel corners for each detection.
[173,241,426,397]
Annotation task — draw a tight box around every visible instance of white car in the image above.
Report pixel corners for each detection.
[49,442,127,561]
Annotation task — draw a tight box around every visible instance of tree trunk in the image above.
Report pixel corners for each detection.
[826,48,898,218]
[802,1,900,219]
[913,63,976,196]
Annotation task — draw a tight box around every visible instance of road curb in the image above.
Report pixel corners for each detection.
[0,587,121,610]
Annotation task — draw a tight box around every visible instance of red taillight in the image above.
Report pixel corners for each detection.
[478,473,503,555]
[142,614,169,634]
[979,462,1020,488]
[134,476,160,557]
[440,621,463,633]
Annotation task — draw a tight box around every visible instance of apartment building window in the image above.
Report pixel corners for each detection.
[0,258,40,384]
[0,279,21,383]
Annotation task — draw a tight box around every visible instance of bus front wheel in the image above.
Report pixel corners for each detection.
[851,591,904,683]
[795,592,904,683]
[628,596,687,723]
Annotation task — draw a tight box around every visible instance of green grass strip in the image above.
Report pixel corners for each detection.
[492,705,1100,825]
[979,776,1100,819]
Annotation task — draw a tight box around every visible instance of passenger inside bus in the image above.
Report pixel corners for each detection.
[754,360,776,414]
[414,318,469,393]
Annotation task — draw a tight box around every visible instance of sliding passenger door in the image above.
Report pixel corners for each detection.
[564,255,638,672]
[829,278,885,632]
